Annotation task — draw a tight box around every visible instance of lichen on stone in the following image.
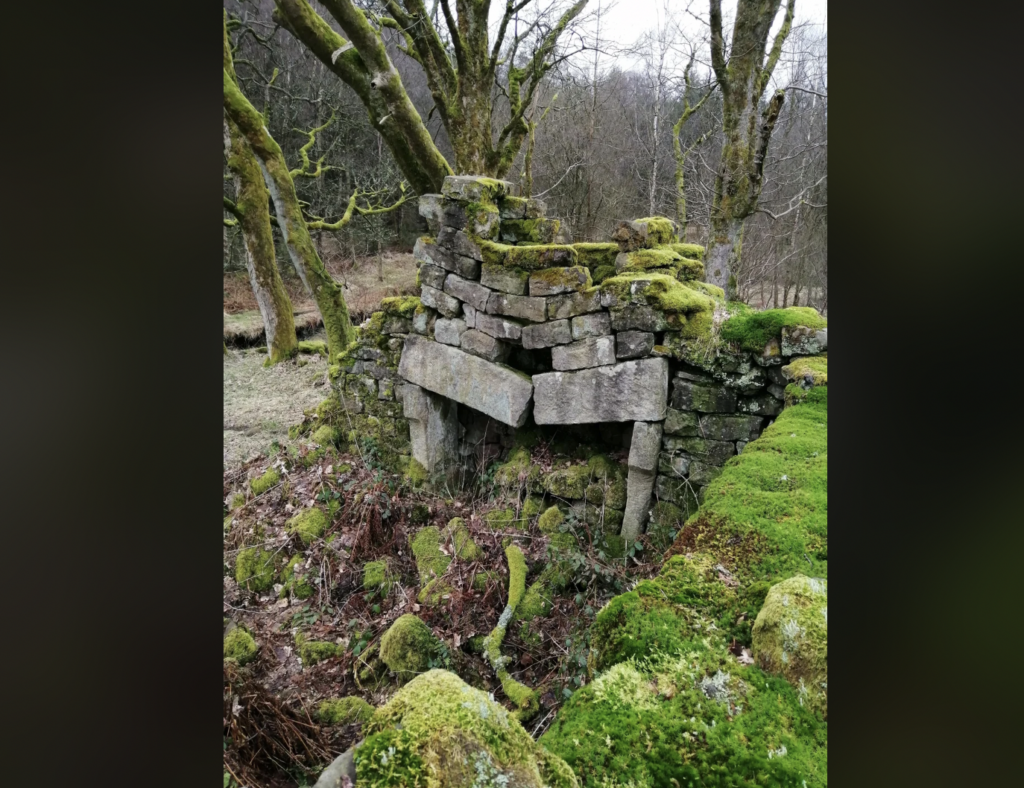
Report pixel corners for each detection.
[752,574,828,717]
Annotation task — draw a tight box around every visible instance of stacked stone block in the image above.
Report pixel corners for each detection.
[375,176,829,538]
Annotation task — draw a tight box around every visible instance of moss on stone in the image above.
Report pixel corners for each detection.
[619,247,684,272]
[445,517,482,560]
[601,271,715,316]
[411,526,451,584]
[783,354,828,387]
[537,505,565,535]
[363,559,396,595]
[720,306,827,353]
[478,238,579,271]
[297,340,328,356]
[235,547,278,592]
[572,242,620,270]
[632,216,678,245]
[752,574,828,717]
[515,577,552,622]
[224,627,257,665]
[682,279,724,302]
[381,295,421,318]
[317,696,374,726]
[356,669,578,788]
[666,241,705,260]
[295,633,339,666]
[310,424,339,446]
[530,265,592,291]
[521,495,545,521]
[544,464,593,500]
[591,264,616,284]
[493,446,542,491]
[485,507,518,529]
[286,507,329,545]
[540,649,826,788]
[249,467,279,496]
[379,614,445,682]
[281,554,315,600]
[404,457,429,488]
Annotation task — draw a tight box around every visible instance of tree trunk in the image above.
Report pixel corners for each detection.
[706,0,794,301]
[706,215,744,301]
[224,119,298,365]
[224,22,354,362]
[781,282,790,308]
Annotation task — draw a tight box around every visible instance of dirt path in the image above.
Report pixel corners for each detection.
[223,331,331,469]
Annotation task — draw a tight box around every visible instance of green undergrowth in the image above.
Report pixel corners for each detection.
[541,387,829,785]
[720,307,827,352]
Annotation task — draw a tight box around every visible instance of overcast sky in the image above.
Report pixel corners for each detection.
[565,0,827,77]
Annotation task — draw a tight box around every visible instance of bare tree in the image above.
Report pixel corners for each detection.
[272,0,590,187]
[224,14,299,365]
[705,0,795,301]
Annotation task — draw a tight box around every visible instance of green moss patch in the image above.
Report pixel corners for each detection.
[543,465,592,500]
[379,614,445,682]
[753,574,828,717]
[601,272,715,316]
[381,295,421,318]
[445,517,482,559]
[666,241,705,261]
[783,354,828,387]
[356,670,577,788]
[295,633,339,666]
[572,242,619,270]
[235,547,279,592]
[478,238,579,271]
[411,526,451,584]
[249,468,279,496]
[317,696,374,726]
[224,627,257,665]
[286,507,329,545]
[720,307,827,353]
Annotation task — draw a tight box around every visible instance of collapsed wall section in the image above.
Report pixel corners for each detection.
[372,175,827,540]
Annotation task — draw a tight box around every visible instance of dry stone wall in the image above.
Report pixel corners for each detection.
[342,176,826,540]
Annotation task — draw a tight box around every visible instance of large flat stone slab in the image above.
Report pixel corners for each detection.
[532,357,668,424]
[398,335,533,427]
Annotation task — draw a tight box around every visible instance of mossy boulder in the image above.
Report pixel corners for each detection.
[235,547,279,592]
[295,633,339,666]
[541,651,826,788]
[318,696,374,726]
[411,526,451,584]
[286,507,329,545]
[543,465,592,500]
[537,505,565,535]
[485,507,519,530]
[249,467,279,496]
[379,614,445,682]
[720,306,827,353]
[752,574,828,717]
[355,669,578,788]
[666,241,705,261]
[783,354,828,388]
[572,242,619,270]
[223,627,257,665]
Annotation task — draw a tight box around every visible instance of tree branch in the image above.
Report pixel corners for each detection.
[709,0,727,93]
[758,0,795,100]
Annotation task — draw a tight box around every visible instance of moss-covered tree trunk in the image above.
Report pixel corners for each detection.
[705,0,794,301]
[272,0,586,182]
[224,119,298,365]
[224,18,354,362]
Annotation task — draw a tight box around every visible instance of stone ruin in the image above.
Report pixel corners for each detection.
[333,175,827,543]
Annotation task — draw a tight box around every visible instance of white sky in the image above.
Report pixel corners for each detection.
[561,0,827,76]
